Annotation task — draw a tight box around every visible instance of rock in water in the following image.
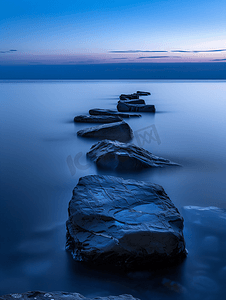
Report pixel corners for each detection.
[87,140,180,170]
[89,108,141,118]
[118,99,146,105]
[66,175,187,269]
[117,102,156,113]
[136,91,151,96]
[74,115,123,123]
[120,93,139,100]
[0,291,141,300]
[77,121,133,142]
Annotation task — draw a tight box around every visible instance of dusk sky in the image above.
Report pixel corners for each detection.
[1,0,226,65]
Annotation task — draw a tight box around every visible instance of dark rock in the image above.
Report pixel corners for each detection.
[117,102,156,113]
[89,108,141,118]
[66,175,187,269]
[77,121,133,142]
[118,99,145,105]
[120,93,139,100]
[74,115,123,123]
[87,140,180,170]
[0,291,140,300]
[136,91,151,96]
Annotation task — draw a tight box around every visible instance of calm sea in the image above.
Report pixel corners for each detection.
[0,80,226,299]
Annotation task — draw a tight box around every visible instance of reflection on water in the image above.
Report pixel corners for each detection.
[0,80,226,299]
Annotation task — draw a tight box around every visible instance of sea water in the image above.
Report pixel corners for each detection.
[0,80,226,299]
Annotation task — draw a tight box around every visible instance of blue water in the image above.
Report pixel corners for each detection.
[0,80,226,299]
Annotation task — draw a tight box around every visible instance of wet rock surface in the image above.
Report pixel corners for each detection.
[66,175,187,269]
[119,94,139,100]
[118,99,145,105]
[89,109,141,118]
[0,291,140,300]
[87,140,180,170]
[77,121,133,142]
[117,102,155,113]
[74,115,123,123]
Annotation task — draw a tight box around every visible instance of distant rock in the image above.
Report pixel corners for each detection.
[87,140,180,170]
[77,121,133,142]
[0,291,140,300]
[118,99,145,105]
[66,175,187,269]
[117,102,156,113]
[74,115,123,123]
[137,91,151,96]
[89,108,141,118]
[119,93,139,100]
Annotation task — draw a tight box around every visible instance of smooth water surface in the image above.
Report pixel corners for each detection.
[0,80,226,299]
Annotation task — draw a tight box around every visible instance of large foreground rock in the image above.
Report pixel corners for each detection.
[87,140,180,170]
[74,115,123,123]
[89,108,141,118]
[66,175,187,269]
[0,291,140,300]
[77,121,133,142]
[117,102,155,113]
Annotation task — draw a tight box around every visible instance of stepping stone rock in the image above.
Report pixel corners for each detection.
[87,140,180,170]
[118,99,146,105]
[117,102,156,113]
[89,108,141,118]
[74,115,123,123]
[66,175,187,269]
[77,121,133,142]
[137,91,151,96]
[120,93,139,100]
[0,291,141,300]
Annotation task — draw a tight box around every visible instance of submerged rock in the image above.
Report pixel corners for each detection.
[74,115,123,123]
[77,121,133,142]
[137,91,151,96]
[118,99,145,105]
[89,108,141,118]
[120,93,139,100]
[87,140,180,170]
[66,175,187,269]
[0,291,140,300]
[117,102,156,113]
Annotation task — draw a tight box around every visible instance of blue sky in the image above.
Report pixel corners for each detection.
[1,0,226,64]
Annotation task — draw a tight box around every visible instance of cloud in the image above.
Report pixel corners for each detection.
[171,50,190,53]
[109,49,226,54]
[138,56,170,59]
[0,49,17,54]
[171,49,226,53]
[137,56,181,59]
[210,58,226,61]
[112,57,128,59]
[109,50,168,53]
